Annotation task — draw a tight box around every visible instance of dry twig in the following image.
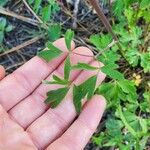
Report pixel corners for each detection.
[0,35,44,57]
[0,7,39,26]
[22,0,43,24]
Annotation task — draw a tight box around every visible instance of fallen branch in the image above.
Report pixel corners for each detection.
[0,7,39,26]
[0,35,44,57]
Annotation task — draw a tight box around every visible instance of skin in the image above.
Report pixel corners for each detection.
[0,38,106,150]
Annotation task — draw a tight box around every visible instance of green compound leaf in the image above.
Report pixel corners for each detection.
[64,56,71,80]
[72,63,99,71]
[140,0,150,8]
[48,24,61,42]
[73,85,83,114]
[42,5,52,22]
[33,0,42,13]
[45,87,69,108]
[140,52,150,73]
[118,80,137,102]
[43,75,70,85]
[73,75,97,114]
[101,63,124,80]
[89,34,112,50]
[65,29,74,51]
[38,42,62,62]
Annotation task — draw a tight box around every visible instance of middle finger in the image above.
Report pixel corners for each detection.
[9,46,93,129]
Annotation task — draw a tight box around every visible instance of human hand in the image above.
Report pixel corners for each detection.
[0,38,106,150]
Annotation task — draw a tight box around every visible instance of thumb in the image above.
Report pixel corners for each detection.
[0,65,5,80]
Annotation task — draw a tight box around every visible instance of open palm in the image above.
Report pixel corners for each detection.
[0,38,106,150]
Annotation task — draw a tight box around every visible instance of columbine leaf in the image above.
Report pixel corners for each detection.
[45,87,69,108]
[38,42,62,62]
[80,75,97,100]
[72,63,99,71]
[65,29,74,50]
[43,75,69,85]
[73,85,83,114]
[64,56,71,80]
[73,75,97,113]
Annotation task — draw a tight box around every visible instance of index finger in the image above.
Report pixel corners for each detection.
[0,38,75,111]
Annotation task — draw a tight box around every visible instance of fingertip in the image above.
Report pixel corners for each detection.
[53,38,75,52]
[93,95,107,110]
[0,65,5,80]
[73,46,93,56]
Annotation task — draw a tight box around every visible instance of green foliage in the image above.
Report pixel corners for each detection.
[43,75,70,85]
[35,0,150,149]
[97,80,137,104]
[45,87,69,108]
[91,1,150,149]
[28,0,59,21]
[37,42,62,62]
[47,24,61,42]
[73,75,97,113]
[101,64,124,80]
[0,17,13,44]
[140,52,150,73]
[89,34,112,50]
[0,0,8,6]
[64,56,71,80]
[65,29,74,51]
[72,63,99,71]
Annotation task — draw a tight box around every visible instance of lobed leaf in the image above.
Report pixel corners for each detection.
[73,75,97,113]
[65,29,74,51]
[101,64,124,80]
[42,5,51,22]
[48,24,61,42]
[64,56,71,80]
[72,63,99,71]
[38,42,62,62]
[43,75,70,85]
[45,87,69,108]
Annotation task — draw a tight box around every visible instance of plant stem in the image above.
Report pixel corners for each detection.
[135,139,140,150]
[88,0,127,61]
